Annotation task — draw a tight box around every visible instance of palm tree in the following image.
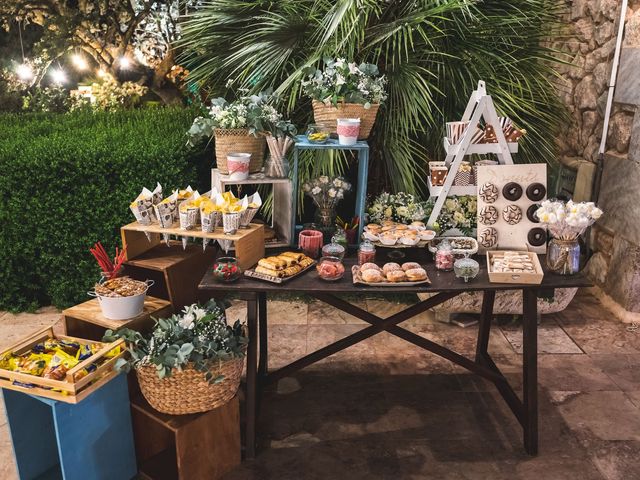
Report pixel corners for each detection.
[178,0,567,197]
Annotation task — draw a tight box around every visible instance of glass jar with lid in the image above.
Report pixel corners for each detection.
[435,239,454,271]
[358,240,376,265]
[322,235,346,260]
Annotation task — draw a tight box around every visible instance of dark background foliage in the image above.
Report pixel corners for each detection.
[0,108,210,311]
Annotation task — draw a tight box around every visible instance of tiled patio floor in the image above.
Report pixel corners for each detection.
[1,290,640,479]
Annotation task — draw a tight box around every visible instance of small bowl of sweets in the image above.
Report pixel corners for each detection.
[212,257,242,283]
[316,256,345,281]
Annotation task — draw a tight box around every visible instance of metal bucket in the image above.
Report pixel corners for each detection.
[88,280,154,320]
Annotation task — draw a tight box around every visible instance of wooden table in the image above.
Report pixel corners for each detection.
[199,251,591,459]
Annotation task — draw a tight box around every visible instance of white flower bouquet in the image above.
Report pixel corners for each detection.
[536,200,603,240]
[367,192,432,225]
[437,196,477,236]
[303,176,352,212]
[302,57,387,107]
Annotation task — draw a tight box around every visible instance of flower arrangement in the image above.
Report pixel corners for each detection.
[104,300,247,382]
[436,196,477,236]
[367,192,431,225]
[303,176,352,208]
[536,200,603,240]
[302,57,387,108]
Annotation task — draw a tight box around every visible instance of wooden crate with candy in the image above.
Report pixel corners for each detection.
[0,326,125,403]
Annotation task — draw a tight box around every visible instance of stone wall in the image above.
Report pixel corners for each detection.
[555,0,640,317]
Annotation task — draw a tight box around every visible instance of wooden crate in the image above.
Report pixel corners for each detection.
[0,326,125,403]
[486,250,544,285]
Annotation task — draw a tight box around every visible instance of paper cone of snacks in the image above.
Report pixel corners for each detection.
[454,162,473,186]
[218,238,233,254]
[151,182,163,205]
[200,198,221,233]
[179,191,203,231]
[130,187,156,225]
[240,193,260,228]
[155,190,178,228]
[176,186,194,219]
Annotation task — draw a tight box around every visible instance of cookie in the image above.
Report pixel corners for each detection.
[527,227,547,246]
[502,204,523,225]
[479,182,499,203]
[526,183,546,201]
[502,182,523,201]
[526,204,540,223]
[479,227,498,248]
[479,205,498,225]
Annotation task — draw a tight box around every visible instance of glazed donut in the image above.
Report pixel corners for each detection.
[479,205,498,225]
[479,227,498,248]
[479,182,499,203]
[502,204,523,225]
[502,182,523,201]
[526,183,546,201]
[527,227,547,246]
[527,204,540,223]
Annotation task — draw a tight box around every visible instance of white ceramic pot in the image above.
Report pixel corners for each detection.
[336,118,361,145]
[227,153,251,181]
[89,280,153,320]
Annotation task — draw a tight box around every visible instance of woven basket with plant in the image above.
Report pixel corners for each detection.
[214,128,265,174]
[302,58,387,139]
[104,301,247,415]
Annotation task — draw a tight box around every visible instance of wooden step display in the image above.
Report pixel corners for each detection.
[63,296,172,341]
[131,393,241,480]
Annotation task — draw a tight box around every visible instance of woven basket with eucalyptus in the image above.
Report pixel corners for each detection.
[214,128,266,174]
[136,355,245,415]
[311,100,380,140]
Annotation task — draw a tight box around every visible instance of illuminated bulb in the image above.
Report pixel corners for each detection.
[72,54,88,70]
[16,63,33,81]
[97,68,106,77]
[119,56,131,69]
[50,68,67,84]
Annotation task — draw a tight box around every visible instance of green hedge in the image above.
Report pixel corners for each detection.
[0,108,210,311]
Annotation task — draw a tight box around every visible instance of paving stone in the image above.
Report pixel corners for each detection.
[589,354,640,391]
[308,298,367,325]
[500,321,583,354]
[267,300,308,325]
[557,313,640,354]
[538,354,619,392]
[268,324,308,357]
[588,440,640,480]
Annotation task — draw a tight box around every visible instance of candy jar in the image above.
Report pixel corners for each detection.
[333,229,348,250]
[316,256,346,281]
[212,257,242,282]
[454,255,480,282]
[306,124,331,144]
[358,240,376,265]
[322,235,346,260]
[435,239,454,271]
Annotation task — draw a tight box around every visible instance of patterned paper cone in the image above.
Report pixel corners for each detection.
[130,203,154,225]
[223,212,241,235]
[218,238,233,254]
[155,190,178,228]
[182,236,188,250]
[162,233,170,245]
[151,182,163,205]
[179,206,200,230]
[202,238,209,252]
[240,208,259,228]
[201,210,221,233]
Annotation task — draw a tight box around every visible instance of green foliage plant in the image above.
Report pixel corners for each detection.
[104,301,247,382]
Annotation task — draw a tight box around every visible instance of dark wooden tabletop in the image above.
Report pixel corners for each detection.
[199,249,592,294]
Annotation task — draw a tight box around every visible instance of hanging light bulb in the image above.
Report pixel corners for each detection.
[16,63,33,81]
[119,56,131,70]
[97,68,107,78]
[72,54,88,71]
[50,68,67,84]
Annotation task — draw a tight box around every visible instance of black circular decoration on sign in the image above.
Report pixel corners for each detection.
[526,183,546,201]
[527,228,547,246]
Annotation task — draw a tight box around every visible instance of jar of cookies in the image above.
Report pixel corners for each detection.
[435,239,454,271]
[358,240,376,265]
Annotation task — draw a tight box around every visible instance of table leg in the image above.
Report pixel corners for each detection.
[245,295,258,459]
[475,290,496,361]
[522,288,538,455]
[258,292,268,378]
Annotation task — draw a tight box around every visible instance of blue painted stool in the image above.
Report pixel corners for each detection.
[2,373,136,480]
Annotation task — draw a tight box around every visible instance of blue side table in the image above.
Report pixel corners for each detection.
[291,135,369,244]
[2,373,136,480]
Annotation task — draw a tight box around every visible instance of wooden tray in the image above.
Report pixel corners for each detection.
[244,261,317,284]
[486,250,544,284]
[428,236,478,256]
[352,265,431,287]
[0,326,125,403]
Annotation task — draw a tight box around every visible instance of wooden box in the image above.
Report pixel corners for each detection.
[486,250,544,285]
[0,326,125,403]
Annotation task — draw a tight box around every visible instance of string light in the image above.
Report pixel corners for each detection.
[119,56,132,70]
[50,68,67,84]
[16,63,33,81]
[97,68,107,78]
[71,54,88,71]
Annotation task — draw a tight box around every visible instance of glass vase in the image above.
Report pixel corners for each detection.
[265,154,289,178]
[316,207,335,229]
[546,237,580,275]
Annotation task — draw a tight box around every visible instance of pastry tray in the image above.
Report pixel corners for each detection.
[352,265,431,287]
[369,239,431,249]
[244,261,317,284]
[428,236,478,256]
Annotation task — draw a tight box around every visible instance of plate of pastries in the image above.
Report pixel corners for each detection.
[362,220,436,247]
[244,252,316,283]
[352,261,431,286]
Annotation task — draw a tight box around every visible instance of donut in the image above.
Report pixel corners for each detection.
[386,270,407,282]
[479,227,498,248]
[502,182,523,201]
[360,262,380,272]
[502,204,523,225]
[526,183,546,201]
[479,182,499,203]
[526,204,540,223]
[362,269,384,283]
[527,228,547,246]
[405,268,427,281]
[478,205,498,225]
[382,262,402,275]
[401,262,421,271]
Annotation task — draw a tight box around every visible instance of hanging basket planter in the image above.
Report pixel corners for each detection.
[311,100,380,140]
[214,128,266,174]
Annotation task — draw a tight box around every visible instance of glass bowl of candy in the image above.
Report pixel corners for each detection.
[306,124,331,144]
[316,256,345,281]
[212,257,242,283]
[454,256,480,282]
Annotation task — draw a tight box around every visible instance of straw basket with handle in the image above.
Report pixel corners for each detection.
[214,128,266,174]
[311,100,380,140]
[136,354,245,415]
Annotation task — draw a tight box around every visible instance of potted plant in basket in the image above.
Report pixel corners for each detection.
[104,300,247,415]
[302,57,387,139]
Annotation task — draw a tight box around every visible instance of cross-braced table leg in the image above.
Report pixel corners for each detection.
[244,293,258,459]
[522,289,539,454]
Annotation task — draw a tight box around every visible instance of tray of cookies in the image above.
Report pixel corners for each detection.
[428,237,478,256]
[352,262,431,286]
[244,252,316,284]
[362,221,436,247]
[486,250,543,284]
